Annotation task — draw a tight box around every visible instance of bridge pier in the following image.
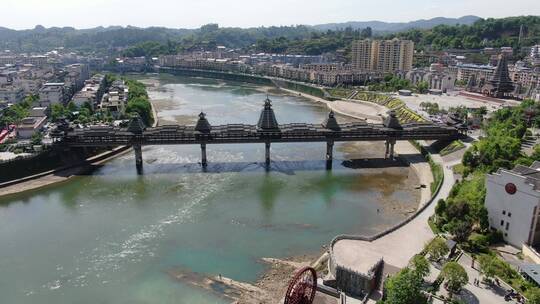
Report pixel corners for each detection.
[384,139,396,160]
[201,143,207,167]
[133,144,143,174]
[326,140,334,170]
[265,142,271,167]
[385,139,396,160]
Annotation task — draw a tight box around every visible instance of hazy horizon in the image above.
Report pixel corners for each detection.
[2,0,539,30]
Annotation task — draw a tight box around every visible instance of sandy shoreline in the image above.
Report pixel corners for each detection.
[277,87,433,206]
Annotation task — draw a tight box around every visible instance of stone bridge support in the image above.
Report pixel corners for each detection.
[384,139,396,160]
[265,142,271,167]
[326,140,334,170]
[201,143,207,167]
[133,144,143,174]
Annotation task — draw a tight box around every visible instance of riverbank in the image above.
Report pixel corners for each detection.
[0,146,133,198]
[0,97,160,198]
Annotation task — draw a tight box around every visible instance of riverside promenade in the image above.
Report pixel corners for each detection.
[331,153,457,302]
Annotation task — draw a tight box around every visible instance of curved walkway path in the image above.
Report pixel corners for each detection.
[332,152,456,273]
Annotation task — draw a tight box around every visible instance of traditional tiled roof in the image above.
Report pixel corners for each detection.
[127,114,145,134]
[487,54,514,95]
[383,110,402,129]
[195,112,212,133]
[322,111,341,131]
[257,97,279,131]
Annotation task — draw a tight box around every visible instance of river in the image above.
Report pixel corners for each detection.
[0,74,420,304]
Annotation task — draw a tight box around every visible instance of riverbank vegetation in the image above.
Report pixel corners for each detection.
[0,95,37,127]
[125,79,154,126]
[439,140,466,156]
[327,89,426,123]
[381,255,431,304]
[432,99,540,300]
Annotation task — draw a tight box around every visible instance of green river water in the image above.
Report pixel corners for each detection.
[0,74,420,304]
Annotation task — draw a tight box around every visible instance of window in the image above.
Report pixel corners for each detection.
[501,220,505,226]
[506,222,510,230]
[502,210,506,215]
[508,213,512,217]
[505,233,508,237]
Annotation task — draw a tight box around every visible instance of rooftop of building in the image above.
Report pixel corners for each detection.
[18,115,46,129]
[494,161,540,191]
[521,264,540,286]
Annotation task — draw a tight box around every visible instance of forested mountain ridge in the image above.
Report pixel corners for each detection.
[0,16,538,56]
[312,16,481,32]
[388,15,540,50]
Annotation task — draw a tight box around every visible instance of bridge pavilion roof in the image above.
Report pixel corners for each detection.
[257,97,279,131]
[322,111,341,131]
[195,112,212,133]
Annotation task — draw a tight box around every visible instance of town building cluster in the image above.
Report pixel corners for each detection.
[0,51,132,149]
[158,42,540,100]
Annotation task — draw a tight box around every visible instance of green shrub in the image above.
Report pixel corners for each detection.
[467,233,489,253]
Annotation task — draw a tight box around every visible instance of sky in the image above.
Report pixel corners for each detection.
[2,0,539,30]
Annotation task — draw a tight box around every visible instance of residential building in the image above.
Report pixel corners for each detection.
[447,64,495,83]
[38,83,65,106]
[486,162,540,259]
[299,63,349,72]
[531,45,540,67]
[351,39,414,73]
[0,85,25,103]
[64,63,90,93]
[351,40,374,70]
[405,69,456,93]
[100,80,129,117]
[72,74,105,109]
[16,107,47,139]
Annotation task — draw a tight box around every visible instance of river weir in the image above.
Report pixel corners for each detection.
[0,74,422,303]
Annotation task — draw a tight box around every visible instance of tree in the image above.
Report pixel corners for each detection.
[415,81,429,94]
[425,238,449,262]
[435,199,447,219]
[50,103,67,121]
[409,254,430,279]
[126,97,153,126]
[448,219,473,243]
[67,101,78,113]
[31,132,43,146]
[383,268,427,304]
[441,262,468,295]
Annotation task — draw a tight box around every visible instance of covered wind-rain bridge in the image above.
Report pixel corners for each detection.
[53,97,460,172]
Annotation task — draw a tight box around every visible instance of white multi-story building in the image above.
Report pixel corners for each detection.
[447,64,495,83]
[405,69,456,93]
[486,162,540,254]
[64,63,90,93]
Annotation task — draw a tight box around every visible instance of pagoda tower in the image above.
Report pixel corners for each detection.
[485,54,514,98]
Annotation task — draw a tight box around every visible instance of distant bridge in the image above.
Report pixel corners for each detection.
[52,98,460,173]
